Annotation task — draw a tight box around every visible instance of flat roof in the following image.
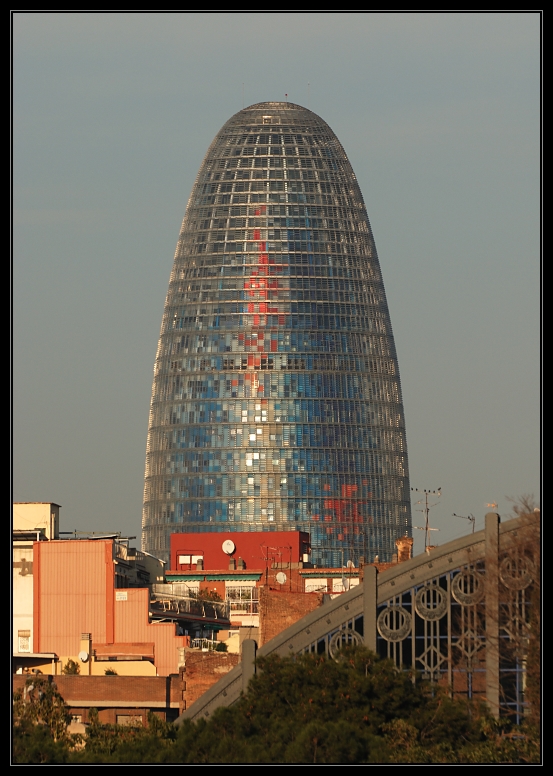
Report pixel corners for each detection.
[13,502,62,507]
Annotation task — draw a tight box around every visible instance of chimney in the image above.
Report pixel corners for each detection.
[395,535,414,563]
[229,557,236,570]
[237,557,246,570]
[79,633,92,676]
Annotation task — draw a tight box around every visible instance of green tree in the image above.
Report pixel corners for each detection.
[62,659,80,675]
[13,719,71,764]
[70,710,177,764]
[170,650,450,762]
[198,589,223,602]
[13,676,72,742]
[170,648,539,764]
[13,676,80,763]
[14,647,540,763]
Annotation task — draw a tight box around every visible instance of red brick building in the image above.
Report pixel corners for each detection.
[13,673,184,725]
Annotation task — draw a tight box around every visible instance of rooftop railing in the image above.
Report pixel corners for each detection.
[150,585,230,620]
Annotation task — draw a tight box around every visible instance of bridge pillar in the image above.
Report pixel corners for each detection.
[485,511,500,718]
[242,639,257,694]
[363,565,378,652]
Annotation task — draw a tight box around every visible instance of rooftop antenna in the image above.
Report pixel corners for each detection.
[412,487,441,551]
[285,93,288,102]
[453,513,476,534]
[242,83,245,109]
[308,82,310,108]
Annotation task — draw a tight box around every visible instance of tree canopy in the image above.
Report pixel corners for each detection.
[13,648,540,764]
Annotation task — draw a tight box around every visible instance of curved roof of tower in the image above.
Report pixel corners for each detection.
[224,101,329,127]
[243,101,313,112]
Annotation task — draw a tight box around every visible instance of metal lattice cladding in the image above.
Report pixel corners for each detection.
[142,102,411,565]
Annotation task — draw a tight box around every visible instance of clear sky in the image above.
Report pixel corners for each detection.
[13,12,540,556]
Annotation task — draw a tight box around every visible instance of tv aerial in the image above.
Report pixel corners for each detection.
[412,487,441,551]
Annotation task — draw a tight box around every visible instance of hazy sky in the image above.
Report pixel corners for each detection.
[13,12,540,555]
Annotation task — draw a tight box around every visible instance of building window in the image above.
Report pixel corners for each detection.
[18,630,31,653]
[225,585,259,614]
[305,579,328,593]
[178,554,203,566]
[332,577,360,593]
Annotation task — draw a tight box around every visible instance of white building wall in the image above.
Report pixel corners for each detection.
[13,542,34,654]
[13,502,60,540]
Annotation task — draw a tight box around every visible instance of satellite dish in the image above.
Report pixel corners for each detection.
[346,560,355,568]
[222,539,236,555]
[78,651,89,663]
[276,571,287,585]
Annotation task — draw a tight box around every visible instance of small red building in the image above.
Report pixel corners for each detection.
[170,531,310,574]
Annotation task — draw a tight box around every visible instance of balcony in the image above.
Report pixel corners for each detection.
[150,585,230,627]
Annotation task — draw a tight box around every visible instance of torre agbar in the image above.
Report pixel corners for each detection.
[143,102,411,567]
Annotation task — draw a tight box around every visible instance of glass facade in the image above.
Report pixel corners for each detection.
[142,102,411,566]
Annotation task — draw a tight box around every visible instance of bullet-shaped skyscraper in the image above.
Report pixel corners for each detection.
[143,102,411,566]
